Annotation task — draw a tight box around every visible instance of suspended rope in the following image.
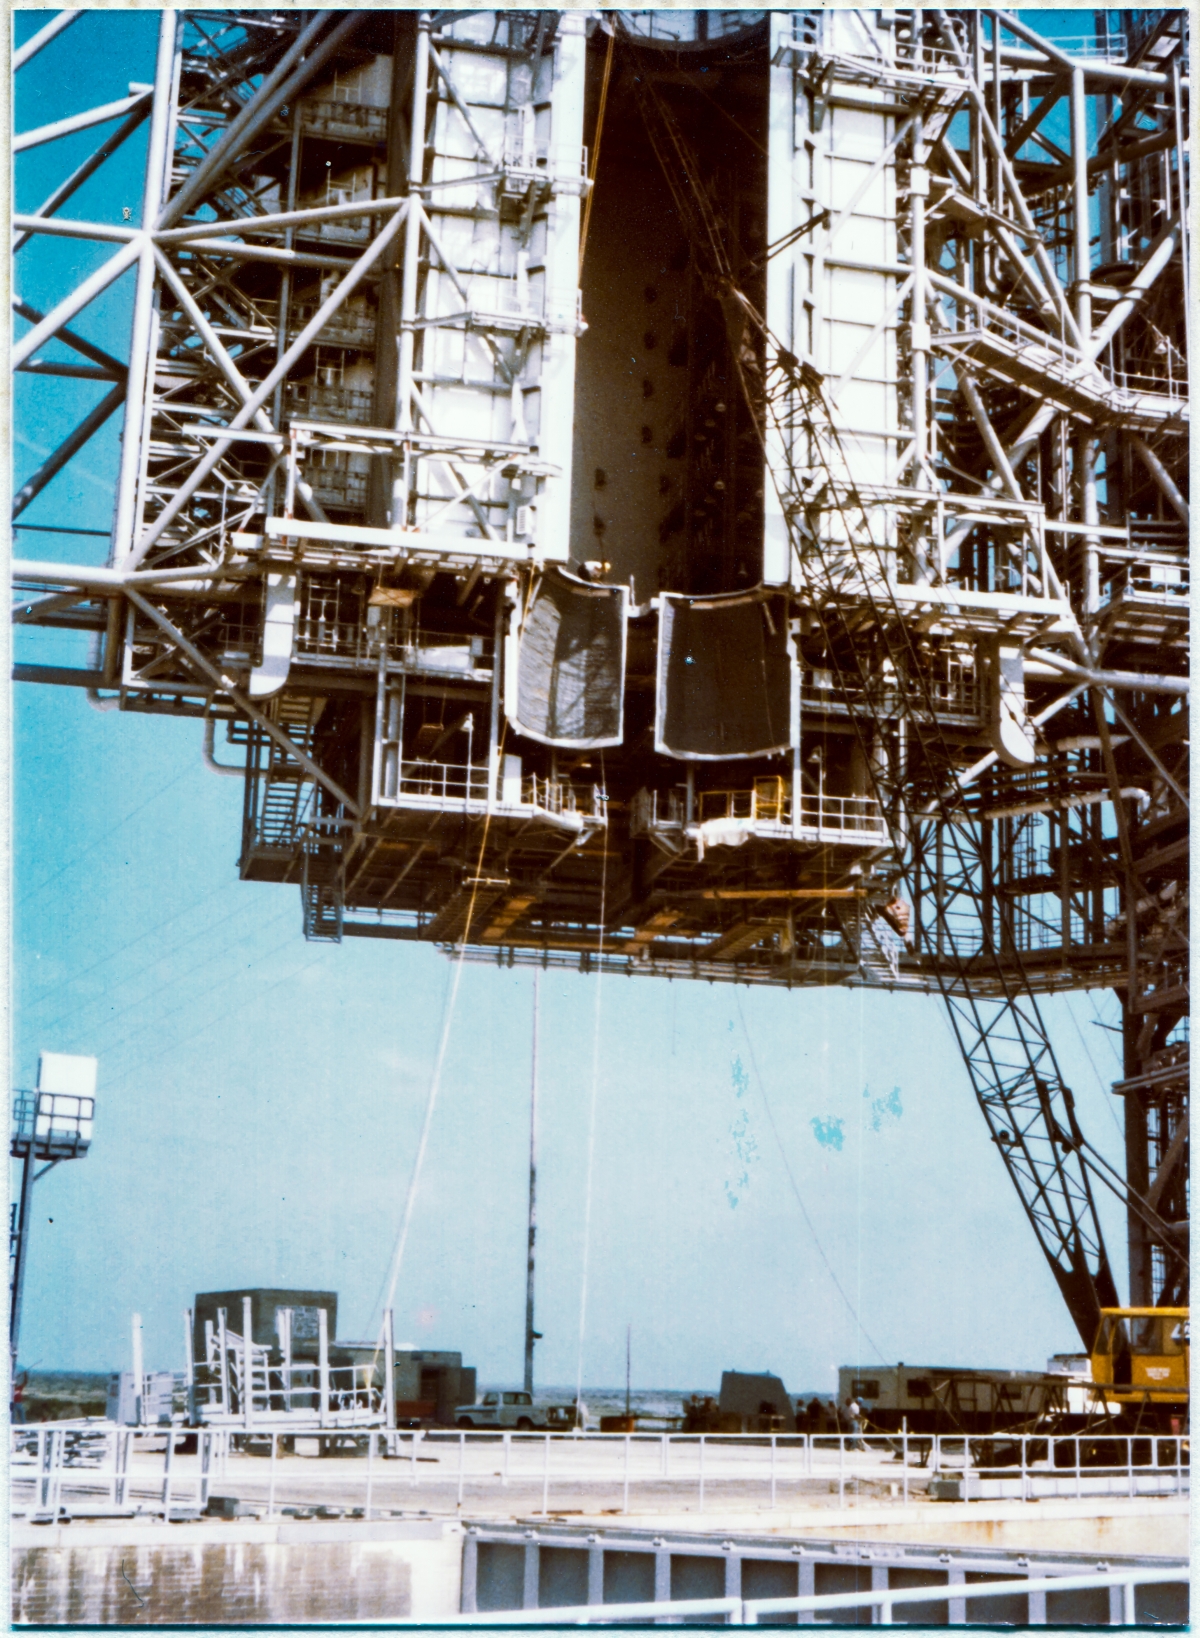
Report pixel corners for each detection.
[574,753,609,1409]
[368,730,506,1358]
[578,24,615,280]
[733,993,887,1364]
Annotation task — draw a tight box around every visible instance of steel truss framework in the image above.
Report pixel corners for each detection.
[12,9,1188,1350]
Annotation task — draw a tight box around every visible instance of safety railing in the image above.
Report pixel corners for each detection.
[11,1426,227,1522]
[741,1568,1183,1626]
[13,1427,1187,1523]
[451,1567,1184,1624]
[387,760,490,806]
[190,1358,385,1425]
[796,792,887,839]
[632,787,887,843]
[378,760,604,827]
[800,667,981,722]
[1101,561,1190,607]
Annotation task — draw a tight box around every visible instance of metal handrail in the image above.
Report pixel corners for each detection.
[455,1596,743,1626]
[13,1426,1189,1521]
[742,1568,1184,1625]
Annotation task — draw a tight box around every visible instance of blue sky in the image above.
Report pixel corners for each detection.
[12,9,1132,1393]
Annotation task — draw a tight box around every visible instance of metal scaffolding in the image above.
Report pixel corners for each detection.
[13,9,1188,1348]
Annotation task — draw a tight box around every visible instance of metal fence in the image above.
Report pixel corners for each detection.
[12,1426,1188,1523]
[449,1568,1185,1626]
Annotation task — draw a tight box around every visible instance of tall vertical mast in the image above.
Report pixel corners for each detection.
[523,969,540,1396]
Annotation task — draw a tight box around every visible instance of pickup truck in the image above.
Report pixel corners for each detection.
[454,1390,544,1430]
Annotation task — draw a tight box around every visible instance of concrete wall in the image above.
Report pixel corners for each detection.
[12,1518,461,1625]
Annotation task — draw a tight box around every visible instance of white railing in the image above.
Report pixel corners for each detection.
[796,792,887,838]
[742,1568,1182,1626]
[632,787,886,842]
[455,1596,744,1625]
[378,760,603,826]
[13,1428,1187,1522]
[450,1568,1184,1625]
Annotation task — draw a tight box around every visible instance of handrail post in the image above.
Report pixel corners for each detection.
[268,1430,277,1518]
[542,1432,551,1516]
[161,1426,174,1518]
[902,1429,908,1502]
[503,1430,510,1487]
[623,1432,630,1514]
[242,1295,254,1430]
[770,1433,776,1509]
[1122,1578,1137,1625]
[317,1306,329,1432]
[366,1429,375,1520]
[458,1430,466,1507]
[1075,1434,1081,1501]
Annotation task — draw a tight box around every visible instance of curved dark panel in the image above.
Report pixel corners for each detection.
[655,589,794,759]
[510,568,627,748]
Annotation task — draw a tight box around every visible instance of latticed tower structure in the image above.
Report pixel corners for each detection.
[14,10,1188,1345]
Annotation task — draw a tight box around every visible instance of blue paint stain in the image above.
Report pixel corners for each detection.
[811,1116,845,1152]
[865,1085,903,1132]
[726,1055,758,1207]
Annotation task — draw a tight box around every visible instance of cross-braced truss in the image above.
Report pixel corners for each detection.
[13,9,1188,1348]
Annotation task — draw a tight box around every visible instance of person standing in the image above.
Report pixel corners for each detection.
[846,1397,864,1451]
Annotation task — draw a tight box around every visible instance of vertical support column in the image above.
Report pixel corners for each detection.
[9,1147,35,1366]
[394,12,431,460]
[1070,65,1100,616]
[384,1307,396,1430]
[532,11,586,568]
[1123,1085,1154,1305]
[654,1550,671,1603]
[242,1295,254,1430]
[112,10,177,566]
[724,1553,742,1601]
[488,586,508,810]
[797,1556,816,1624]
[270,106,303,511]
[522,1542,540,1610]
[909,119,929,492]
[132,1312,145,1427]
[371,15,414,526]
[318,1304,330,1430]
[948,1568,966,1624]
[278,1306,293,1413]
[587,1545,604,1606]
[763,12,797,585]
[524,969,540,1396]
[183,1308,195,1424]
[461,1532,479,1613]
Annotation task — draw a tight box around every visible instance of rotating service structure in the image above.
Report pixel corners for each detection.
[12,10,1188,1351]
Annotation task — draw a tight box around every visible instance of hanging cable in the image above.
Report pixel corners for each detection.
[368,726,506,1354]
[577,24,615,281]
[734,994,887,1364]
[574,752,608,1409]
